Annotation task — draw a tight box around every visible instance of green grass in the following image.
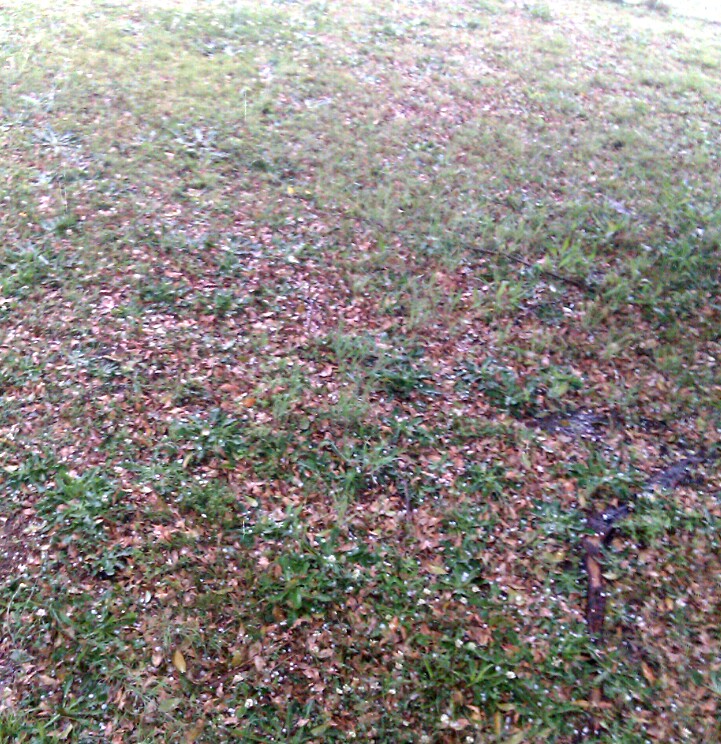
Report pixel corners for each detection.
[1,0,720,741]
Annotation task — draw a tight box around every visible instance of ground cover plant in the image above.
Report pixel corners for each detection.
[0,0,720,741]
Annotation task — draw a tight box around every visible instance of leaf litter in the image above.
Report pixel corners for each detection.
[0,0,720,741]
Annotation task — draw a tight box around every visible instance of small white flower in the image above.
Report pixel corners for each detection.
[244,698,255,709]
[506,671,517,679]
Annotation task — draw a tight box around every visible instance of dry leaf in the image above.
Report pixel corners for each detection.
[185,719,205,743]
[253,655,266,672]
[173,649,187,674]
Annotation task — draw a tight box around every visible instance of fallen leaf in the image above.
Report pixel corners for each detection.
[173,649,187,674]
[159,697,182,713]
[185,719,205,742]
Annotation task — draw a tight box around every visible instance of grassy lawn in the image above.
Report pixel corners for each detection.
[0,0,719,741]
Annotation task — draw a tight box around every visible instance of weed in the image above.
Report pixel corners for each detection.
[0,243,62,297]
[458,359,538,417]
[526,2,554,22]
[167,408,246,467]
[34,469,124,545]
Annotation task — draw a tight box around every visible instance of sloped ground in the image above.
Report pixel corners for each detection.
[0,0,719,741]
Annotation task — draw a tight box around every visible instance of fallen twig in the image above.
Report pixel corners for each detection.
[583,504,630,637]
[364,216,593,291]
[578,454,714,732]
[469,245,592,290]
[581,455,712,638]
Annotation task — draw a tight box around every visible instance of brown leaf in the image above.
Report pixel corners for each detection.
[185,719,205,743]
[253,655,266,672]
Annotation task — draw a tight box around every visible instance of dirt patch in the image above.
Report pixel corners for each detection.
[535,409,608,441]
